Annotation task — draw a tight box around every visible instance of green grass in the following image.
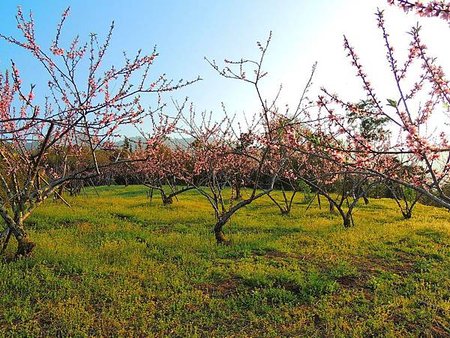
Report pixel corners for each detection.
[1,185,449,337]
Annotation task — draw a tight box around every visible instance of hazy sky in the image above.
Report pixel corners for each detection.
[0,1,448,135]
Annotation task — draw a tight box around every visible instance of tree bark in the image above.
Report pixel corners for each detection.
[363,195,369,205]
[0,228,12,254]
[8,221,35,257]
[16,236,36,257]
[161,194,173,205]
[214,218,230,245]
[343,216,352,228]
[281,208,290,216]
[211,190,270,245]
[329,201,336,214]
[232,185,242,201]
[402,211,412,219]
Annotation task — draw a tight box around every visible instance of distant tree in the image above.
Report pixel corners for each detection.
[133,140,195,206]
[179,33,316,243]
[286,129,379,227]
[266,121,307,216]
[387,182,422,219]
[182,114,279,244]
[123,137,132,153]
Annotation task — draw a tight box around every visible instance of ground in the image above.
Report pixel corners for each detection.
[0,185,449,337]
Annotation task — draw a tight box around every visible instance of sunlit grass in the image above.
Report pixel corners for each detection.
[1,185,449,336]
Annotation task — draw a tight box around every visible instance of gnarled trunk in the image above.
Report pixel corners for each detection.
[161,194,173,205]
[211,190,270,245]
[343,216,352,228]
[16,235,35,257]
[214,217,231,245]
[334,204,353,228]
[7,220,35,257]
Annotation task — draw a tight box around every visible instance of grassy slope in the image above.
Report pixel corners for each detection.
[0,185,449,337]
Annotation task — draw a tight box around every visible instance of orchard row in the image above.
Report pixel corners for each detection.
[0,1,449,256]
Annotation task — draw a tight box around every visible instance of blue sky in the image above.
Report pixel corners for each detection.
[1,1,448,136]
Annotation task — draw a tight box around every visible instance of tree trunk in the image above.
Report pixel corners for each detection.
[343,216,351,228]
[329,201,336,214]
[402,210,412,219]
[161,194,173,205]
[232,185,242,201]
[281,208,290,216]
[16,236,35,257]
[214,218,230,245]
[363,195,369,205]
[211,190,270,244]
[9,221,35,257]
[0,228,12,254]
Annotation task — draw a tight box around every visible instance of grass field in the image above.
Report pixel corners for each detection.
[0,185,449,337]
